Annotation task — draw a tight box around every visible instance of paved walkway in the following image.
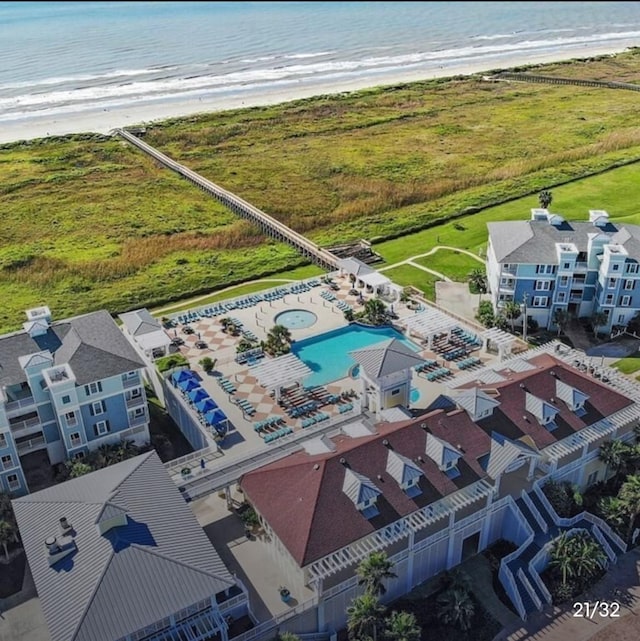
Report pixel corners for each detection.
[492,547,640,641]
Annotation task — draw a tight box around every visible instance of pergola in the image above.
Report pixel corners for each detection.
[359,271,402,302]
[402,308,460,349]
[481,327,516,360]
[249,352,312,400]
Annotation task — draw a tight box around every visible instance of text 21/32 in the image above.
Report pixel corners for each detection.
[573,602,620,619]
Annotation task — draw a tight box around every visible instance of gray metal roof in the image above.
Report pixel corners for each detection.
[350,338,424,379]
[118,308,162,337]
[13,451,235,641]
[386,449,423,486]
[0,309,145,387]
[487,219,640,264]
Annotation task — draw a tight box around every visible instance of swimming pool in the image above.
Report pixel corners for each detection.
[275,309,318,330]
[291,324,420,387]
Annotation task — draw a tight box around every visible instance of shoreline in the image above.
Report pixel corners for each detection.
[0,42,636,146]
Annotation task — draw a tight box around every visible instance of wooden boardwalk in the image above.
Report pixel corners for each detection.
[115,128,339,270]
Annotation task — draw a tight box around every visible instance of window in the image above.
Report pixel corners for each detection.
[556,292,566,302]
[612,263,620,271]
[618,314,626,324]
[94,420,110,437]
[621,295,631,307]
[65,411,78,427]
[559,276,569,287]
[563,262,571,270]
[70,432,81,446]
[626,263,639,274]
[536,265,554,274]
[608,277,616,289]
[532,296,548,307]
[605,294,614,305]
[1,454,13,470]
[91,401,105,416]
[74,451,85,460]
[130,387,142,398]
[391,389,400,396]
[125,371,138,379]
[625,280,634,290]
[0,433,6,449]
[535,280,551,291]
[586,471,599,487]
[7,474,20,491]
[62,394,71,404]
[84,381,103,396]
[132,407,145,418]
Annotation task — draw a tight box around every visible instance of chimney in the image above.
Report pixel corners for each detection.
[45,536,60,555]
[60,517,73,536]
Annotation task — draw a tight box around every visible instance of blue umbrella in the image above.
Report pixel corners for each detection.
[205,409,227,426]
[171,369,197,385]
[178,378,200,393]
[195,397,217,414]
[187,388,208,404]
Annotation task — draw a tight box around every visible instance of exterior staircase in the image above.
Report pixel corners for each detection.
[501,486,627,619]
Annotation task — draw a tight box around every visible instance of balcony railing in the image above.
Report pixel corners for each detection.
[10,416,41,436]
[16,435,46,454]
[128,413,148,428]
[122,375,141,389]
[5,395,36,416]
[574,262,589,271]
[126,394,145,409]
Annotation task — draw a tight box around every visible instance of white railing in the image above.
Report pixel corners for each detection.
[126,395,145,408]
[123,376,141,389]
[16,435,46,454]
[584,513,627,552]
[322,575,358,600]
[528,545,553,605]
[499,563,526,620]
[517,567,542,611]
[5,395,36,414]
[590,524,616,564]
[218,593,249,613]
[532,482,560,524]
[165,446,217,471]
[520,489,547,533]
[10,416,41,434]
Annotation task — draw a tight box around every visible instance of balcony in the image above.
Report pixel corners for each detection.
[128,412,149,428]
[502,266,517,276]
[122,375,141,389]
[126,394,145,409]
[5,395,36,417]
[499,281,515,293]
[10,416,42,438]
[16,434,46,455]
[574,262,589,272]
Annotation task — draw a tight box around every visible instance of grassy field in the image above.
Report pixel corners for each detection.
[413,249,484,281]
[382,264,440,301]
[3,50,640,332]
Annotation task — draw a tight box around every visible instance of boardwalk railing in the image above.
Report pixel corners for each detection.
[491,72,640,93]
[115,129,338,270]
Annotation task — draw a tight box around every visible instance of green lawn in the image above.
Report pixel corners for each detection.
[413,249,483,282]
[611,355,640,375]
[382,264,440,301]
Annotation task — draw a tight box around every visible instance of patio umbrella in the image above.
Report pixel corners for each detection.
[178,378,200,393]
[195,397,217,414]
[171,369,197,385]
[204,408,227,426]
[187,387,209,404]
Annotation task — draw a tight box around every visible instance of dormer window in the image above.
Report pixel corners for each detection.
[342,468,381,519]
[357,497,376,511]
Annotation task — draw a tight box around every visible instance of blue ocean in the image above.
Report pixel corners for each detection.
[0,1,639,128]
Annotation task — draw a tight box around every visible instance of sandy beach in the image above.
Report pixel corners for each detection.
[0,43,634,146]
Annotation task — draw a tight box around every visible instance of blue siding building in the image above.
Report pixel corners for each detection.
[0,306,150,496]
[487,209,640,333]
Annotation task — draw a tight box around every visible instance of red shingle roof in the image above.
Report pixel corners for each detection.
[240,353,633,567]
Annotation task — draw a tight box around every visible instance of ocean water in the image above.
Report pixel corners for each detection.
[1,1,639,127]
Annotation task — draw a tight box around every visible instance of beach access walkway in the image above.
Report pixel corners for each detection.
[114,128,338,270]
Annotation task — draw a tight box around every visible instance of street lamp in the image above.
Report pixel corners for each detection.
[521,293,529,343]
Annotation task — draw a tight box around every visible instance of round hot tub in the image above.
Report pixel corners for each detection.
[274,309,318,330]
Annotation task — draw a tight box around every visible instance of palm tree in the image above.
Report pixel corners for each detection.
[364,298,387,325]
[0,520,15,560]
[467,268,487,294]
[570,531,607,579]
[599,439,630,484]
[552,308,569,336]
[356,551,397,597]
[436,587,475,631]
[539,189,553,209]
[383,610,421,641]
[549,531,575,586]
[592,311,608,338]
[619,473,640,544]
[598,496,628,536]
[69,461,93,478]
[347,593,386,641]
[502,300,522,333]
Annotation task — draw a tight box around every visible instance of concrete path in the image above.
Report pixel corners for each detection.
[492,547,640,641]
[463,554,521,629]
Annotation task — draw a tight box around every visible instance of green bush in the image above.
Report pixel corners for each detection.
[156,354,189,373]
